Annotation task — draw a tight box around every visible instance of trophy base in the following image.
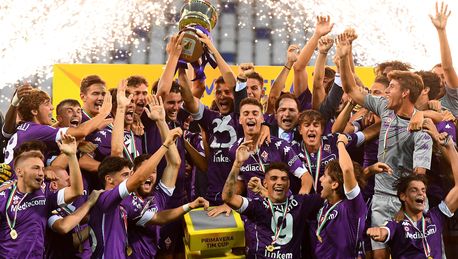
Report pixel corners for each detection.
[180,29,204,63]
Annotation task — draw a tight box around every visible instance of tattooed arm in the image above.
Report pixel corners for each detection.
[222,141,251,210]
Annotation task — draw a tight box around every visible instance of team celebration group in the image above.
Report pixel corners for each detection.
[1,2,458,259]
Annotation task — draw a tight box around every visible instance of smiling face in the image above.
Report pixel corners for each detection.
[16,156,45,192]
[299,118,323,148]
[35,98,54,126]
[215,83,234,115]
[57,104,82,128]
[432,66,446,99]
[163,92,183,122]
[400,180,427,214]
[276,98,299,131]
[239,103,263,137]
[319,168,339,199]
[80,83,106,116]
[137,170,157,197]
[129,83,148,115]
[247,78,263,101]
[385,79,407,110]
[263,169,290,203]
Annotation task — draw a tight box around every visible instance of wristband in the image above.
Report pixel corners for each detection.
[182,203,191,213]
[11,92,21,107]
[237,77,247,82]
[162,144,169,149]
[336,140,346,146]
[284,65,291,70]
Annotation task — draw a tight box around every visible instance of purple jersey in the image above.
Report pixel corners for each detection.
[292,133,360,194]
[86,127,142,163]
[238,194,323,258]
[384,202,452,259]
[89,180,130,259]
[141,111,188,204]
[436,120,456,142]
[229,137,308,198]
[0,182,65,258]
[313,186,367,258]
[298,88,312,111]
[121,183,171,259]
[4,122,68,168]
[192,104,243,205]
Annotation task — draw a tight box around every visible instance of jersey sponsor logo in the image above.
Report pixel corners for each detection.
[403,221,437,239]
[240,164,262,172]
[213,150,230,163]
[13,196,46,211]
[264,249,293,259]
[287,154,299,167]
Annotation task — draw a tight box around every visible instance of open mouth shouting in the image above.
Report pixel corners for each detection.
[70,118,80,127]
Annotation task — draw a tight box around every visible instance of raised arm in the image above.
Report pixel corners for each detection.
[178,68,199,114]
[111,80,132,157]
[336,134,357,191]
[312,36,334,110]
[3,84,33,137]
[126,127,182,192]
[67,92,112,139]
[156,34,183,99]
[222,141,251,210]
[332,101,356,133]
[50,190,103,234]
[147,197,209,226]
[196,31,236,90]
[430,2,458,88]
[58,134,84,204]
[337,34,366,106]
[266,45,299,114]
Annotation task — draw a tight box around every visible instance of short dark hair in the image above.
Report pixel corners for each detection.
[14,140,47,158]
[266,162,290,176]
[247,72,264,86]
[214,76,225,86]
[133,154,152,171]
[325,160,365,198]
[151,80,181,95]
[375,60,412,76]
[240,98,263,113]
[387,70,424,103]
[395,174,428,207]
[275,93,300,112]
[415,70,441,100]
[298,110,325,130]
[127,75,148,88]
[374,75,390,88]
[56,99,81,116]
[14,150,44,168]
[80,75,105,94]
[98,156,132,186]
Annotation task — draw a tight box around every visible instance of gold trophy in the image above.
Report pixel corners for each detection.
[178,0,218,63]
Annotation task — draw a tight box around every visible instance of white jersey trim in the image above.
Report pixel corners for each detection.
[57,188,66,206]
[136,209,156,227]
[119,180,129,199]
[355,131,365,147]
[293,167,307,179]
[381,226,391,244]
[55,127,69,142]
[344,185,361,200]
[191,102,205,121]
[438,200,454,218]
[236,197,249,213]
[158,180,175,197]
[48,214,63,230]
[235,81,247,92]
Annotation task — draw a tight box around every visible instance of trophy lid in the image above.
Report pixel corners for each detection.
[179,0,218,31]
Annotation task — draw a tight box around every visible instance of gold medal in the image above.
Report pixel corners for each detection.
[427,257,433,259]
[317,235,322,243]
[126,246,133,256]
[10,229,18,240]
[266,245,275,252]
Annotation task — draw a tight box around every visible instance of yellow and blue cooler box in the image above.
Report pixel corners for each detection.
[184,208,245,258]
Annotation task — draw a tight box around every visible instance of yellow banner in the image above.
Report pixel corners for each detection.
[52,64,376,111]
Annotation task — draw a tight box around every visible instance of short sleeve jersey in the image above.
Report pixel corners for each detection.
[0,182,65,259]
[364,95,433,195]
[121,185,170,259]
[229,137,307,198]
[193,104,243,205]
[4,122,68,168]
[440,85,458,118]
[385,202,453,259]
[313,186,367,258]
[89,181,130,259]
[239,194,323,258]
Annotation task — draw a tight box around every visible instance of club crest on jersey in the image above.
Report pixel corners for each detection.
[324,144,330,152]
[13,195,20,205]
[261,151,268,161]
